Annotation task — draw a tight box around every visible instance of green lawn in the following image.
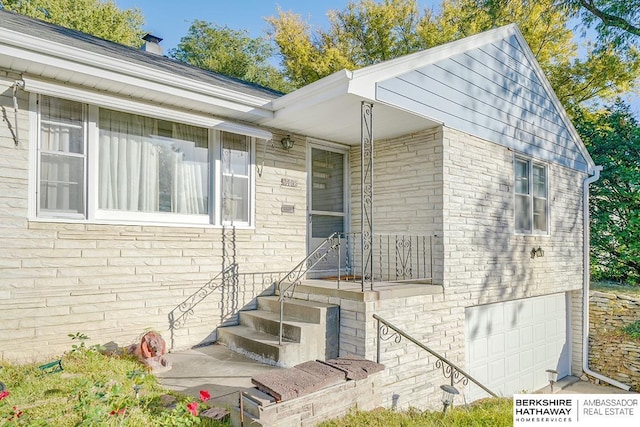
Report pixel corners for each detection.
[0,349,228,426]
[319,398,514,427]
[592,280,640,296]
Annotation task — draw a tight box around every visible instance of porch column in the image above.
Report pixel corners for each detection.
[361,101,374,291]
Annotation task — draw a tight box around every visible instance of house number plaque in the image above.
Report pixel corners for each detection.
[281,178,298,188]
[281,204,295,214]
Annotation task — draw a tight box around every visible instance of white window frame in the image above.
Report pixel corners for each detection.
[36,96,88,220]
[29,92,258,228]
[514,155,549,235]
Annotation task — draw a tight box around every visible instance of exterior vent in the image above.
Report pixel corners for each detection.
[141,34,163,55]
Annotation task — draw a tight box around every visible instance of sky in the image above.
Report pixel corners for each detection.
[115,0,438,53]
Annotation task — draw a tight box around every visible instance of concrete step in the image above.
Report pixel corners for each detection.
[258,295,337,324]
[217,325,284,365]
[239,309,318,343]
[218,295,340,367]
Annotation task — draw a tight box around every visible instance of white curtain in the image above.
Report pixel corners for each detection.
[171,124,208,214]
[99,110,159,212]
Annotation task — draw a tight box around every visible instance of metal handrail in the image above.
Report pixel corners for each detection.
[169,264,238,331]
[277,232,341,344]
[374,314,497,397]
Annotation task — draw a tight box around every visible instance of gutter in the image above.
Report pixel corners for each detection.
[582,165,631,390]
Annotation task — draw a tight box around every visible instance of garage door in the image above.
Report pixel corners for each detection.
[465,293,570,401]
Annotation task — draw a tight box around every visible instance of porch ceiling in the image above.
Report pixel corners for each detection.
[259,70,441,145]
[265,93,441,145]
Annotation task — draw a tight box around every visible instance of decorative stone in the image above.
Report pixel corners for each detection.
[128,331,172,373]
[321,356,385,380]
[200,407,230,420]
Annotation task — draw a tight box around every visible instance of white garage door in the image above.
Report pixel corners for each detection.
[465,293,570,401]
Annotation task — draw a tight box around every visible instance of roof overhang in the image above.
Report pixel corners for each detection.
[0,26,275,123]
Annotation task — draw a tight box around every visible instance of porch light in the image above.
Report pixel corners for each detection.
[280,135,294,151]
[530,246,544,258]
[546,369,558,392]
[440,384,459,414]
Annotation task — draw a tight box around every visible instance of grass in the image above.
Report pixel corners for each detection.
[591,280,640,296]
[318,398,514,427]
[0,348,229,426]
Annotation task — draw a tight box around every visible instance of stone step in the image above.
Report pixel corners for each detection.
[239,310,318,343]
[240,388,276,418]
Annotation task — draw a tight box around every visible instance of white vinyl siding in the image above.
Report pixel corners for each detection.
[376,33,590,172]
[34,94,255,226]
[515,156,548,234]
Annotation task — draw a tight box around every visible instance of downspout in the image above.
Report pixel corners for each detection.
[582,165,630,390]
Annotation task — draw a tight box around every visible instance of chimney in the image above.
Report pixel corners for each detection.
[141,34,163,55]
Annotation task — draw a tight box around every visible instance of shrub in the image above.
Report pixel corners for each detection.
[621,321,640,341]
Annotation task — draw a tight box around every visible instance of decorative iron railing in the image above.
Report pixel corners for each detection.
[338,233,435,283]
[276,232,437,344]
[277,232,342,344]
[169,264,238,332]
[168,266,285,348]
[374,314,497,397]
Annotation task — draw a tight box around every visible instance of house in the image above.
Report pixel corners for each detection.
[0,8,601,409]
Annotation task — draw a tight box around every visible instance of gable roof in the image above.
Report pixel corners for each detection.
[0,9,278,124]
[262,24,595,173]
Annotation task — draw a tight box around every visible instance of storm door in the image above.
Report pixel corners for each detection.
[307,144,348,277]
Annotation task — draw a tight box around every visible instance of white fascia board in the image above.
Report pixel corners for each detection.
[215,122,272,140]
[24,77,272,140]
[349,24,520,85]
[264,70,354,120]
[0,28,275,118]
[508,26,596,169]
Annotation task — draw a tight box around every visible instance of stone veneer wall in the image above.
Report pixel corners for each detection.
[0,72,307,362]
[291,286,455,411]
[589,291,640,391]
[323,126,589,410]
[242,372,383,427]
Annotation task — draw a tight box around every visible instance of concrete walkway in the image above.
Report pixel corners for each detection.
[536,375,637,395]
[156,343,281,408]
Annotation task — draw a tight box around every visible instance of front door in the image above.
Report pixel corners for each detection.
[308,144,348,277]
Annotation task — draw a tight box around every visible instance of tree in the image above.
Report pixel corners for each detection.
[564,0,640,47]
[170,20,293,93]
[266,0,428,87]
[2,0,145,47]
[574,102,640,284]
[267,0,640,110]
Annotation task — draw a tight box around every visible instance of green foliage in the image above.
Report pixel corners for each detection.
[267,0,640,109]
[574,102,640,284]
[2,0,145,47]
[170,20,293,93]
[319,398,513,427]
[621,320,640,340]
[67,332,105,354]
[563,0,640,49]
